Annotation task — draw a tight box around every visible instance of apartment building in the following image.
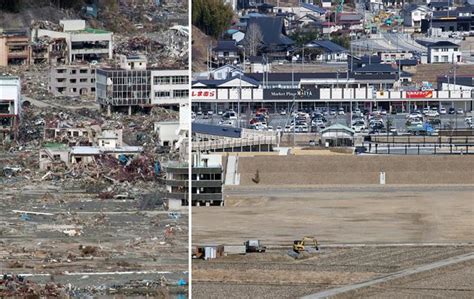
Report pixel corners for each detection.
[49,64,97,97]
[0,29,30,66]
[0,76,21,140]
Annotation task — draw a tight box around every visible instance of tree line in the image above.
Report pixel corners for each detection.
[192,0,233,38]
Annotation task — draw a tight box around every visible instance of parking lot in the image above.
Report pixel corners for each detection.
[194,110,472,135]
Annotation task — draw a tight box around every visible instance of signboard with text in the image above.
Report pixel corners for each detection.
[406,90,433,99]
[263,88,320,100]
[191,89,216,100]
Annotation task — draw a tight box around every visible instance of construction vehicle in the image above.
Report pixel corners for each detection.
[293,237,320,253]
[244,240,266,253]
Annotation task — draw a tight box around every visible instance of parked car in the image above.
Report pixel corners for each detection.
[207,110,214,116]
[449,108,456,114]
[426,110,439,117]
[457,108,464,114]
[330,109,337,116]
[439,107,447,115]
[280,110,287,115]
[338,107,345,115]
[380,109,387,115]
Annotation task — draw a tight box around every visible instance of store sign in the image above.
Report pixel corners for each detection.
[263,88,319,100]
[406,90,433,99]
[191,89,216,99]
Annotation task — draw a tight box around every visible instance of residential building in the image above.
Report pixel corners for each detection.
[379,51,414,62]
[240,16,295,59]
[0,76,21,140]
[296,3,327,19]
[402,4,430,32]
[32,19,113,63]
[210,65,243,80]
[49,64,96,97]
[427,41,461,63]
[96,55,188,114]
[212,40,240,66]
[305,39,348,62]
[429,6,474,33]
[0,29,30,66]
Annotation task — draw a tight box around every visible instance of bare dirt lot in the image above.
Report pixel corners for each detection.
[194,185,474,244]
[192,185,474,298]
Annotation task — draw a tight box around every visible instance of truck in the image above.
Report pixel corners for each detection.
[244,240,266,253]
[407,122,435,136]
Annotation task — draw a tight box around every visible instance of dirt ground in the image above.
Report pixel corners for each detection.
[193,185,474,245]
[192,247,474,298]
[0,185,188,296]
[192,185,474,298]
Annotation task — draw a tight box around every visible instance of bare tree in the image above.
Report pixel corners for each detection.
[243,23,264,57]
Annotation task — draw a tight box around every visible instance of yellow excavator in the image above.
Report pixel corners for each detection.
[293,237,320,253]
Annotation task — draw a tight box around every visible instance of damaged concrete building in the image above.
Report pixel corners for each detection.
[31,19,113,64]
[39,129,140,170]
[96,55,188,114]
[0,29,30,66]
[49,64,97,97]
[0,76,21,140]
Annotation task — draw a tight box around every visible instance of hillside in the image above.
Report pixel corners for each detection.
[192,25,216,73]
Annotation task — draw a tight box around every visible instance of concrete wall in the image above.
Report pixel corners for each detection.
[238,155,474,185]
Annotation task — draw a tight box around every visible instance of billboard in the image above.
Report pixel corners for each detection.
[263,87,320,100]
[406,90,433,99]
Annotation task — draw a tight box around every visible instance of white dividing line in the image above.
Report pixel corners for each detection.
[13,270,174,277]
[302,252,474,299]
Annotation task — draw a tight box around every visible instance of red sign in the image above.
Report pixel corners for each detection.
[406,91,433,99]
[191,89,216,99]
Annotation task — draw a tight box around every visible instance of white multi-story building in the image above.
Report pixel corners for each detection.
[0,75,21,140]
[96,55,188,114]
[150,69,189,105]
[428,41,461,63]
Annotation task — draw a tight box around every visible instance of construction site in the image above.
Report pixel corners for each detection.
[192,152,474,298]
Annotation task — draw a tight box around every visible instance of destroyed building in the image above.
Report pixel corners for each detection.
[96,55,188,114]
[0,29,30,66]
[49,64,97,97]
[31,20,113,64]
[0,76,21,140]
[39,129,141,171]
[162,153,223,208]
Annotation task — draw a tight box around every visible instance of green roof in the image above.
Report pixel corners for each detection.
[43,142,68,149]
[75,28,111,34]
[321,123,355,134]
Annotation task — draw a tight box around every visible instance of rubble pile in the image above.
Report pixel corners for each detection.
[0,275,67,297]
[114,29,188,67]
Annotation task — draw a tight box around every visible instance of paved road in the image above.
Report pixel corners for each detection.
[303,252,474,299]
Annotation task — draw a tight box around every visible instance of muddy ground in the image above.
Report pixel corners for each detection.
[0,185,188,297]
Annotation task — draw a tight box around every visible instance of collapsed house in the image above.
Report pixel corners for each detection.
[39,129,141,170]
[0,76,21,141]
